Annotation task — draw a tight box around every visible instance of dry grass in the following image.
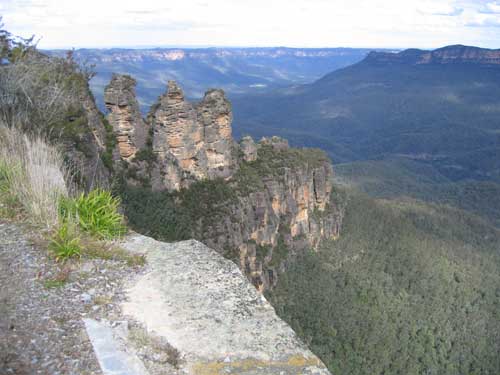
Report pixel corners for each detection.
[129,326,181,368]
[0,125,71,228]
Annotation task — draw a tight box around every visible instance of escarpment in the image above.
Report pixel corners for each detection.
[365,45,500,65]
[200,137,343,290]
[107,75,343,290]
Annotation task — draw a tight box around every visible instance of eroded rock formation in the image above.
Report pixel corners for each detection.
[104,74,149,160]
[240,135,258,162]
[148,81,235,189]
[105,76,343,290]
[198,138,342,290]
[106,77,236,190]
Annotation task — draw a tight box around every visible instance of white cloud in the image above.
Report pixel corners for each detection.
[1,0,499,49]
[417,1,463,16]
[479,1,500,13]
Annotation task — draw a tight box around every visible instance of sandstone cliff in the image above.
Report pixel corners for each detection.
[107,76,343,289]
[104,74,149,161]
[198,137,342,290]
[105,76,236,190]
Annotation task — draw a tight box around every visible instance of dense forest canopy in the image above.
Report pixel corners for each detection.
[268,188,500,375]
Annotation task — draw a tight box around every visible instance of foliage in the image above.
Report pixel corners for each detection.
[43,279,67,289]
[250,144,329,178]
[60,189,127,240]
[118,177,235,242]
[255,244,271,262]
[0,21,97,160]
[0,159,21,218]
[336,157,500,227]
[0,17,35,64]
[0,49,93,134]
[268,234,289,267]
[134,127,157,164]
[268,187,500,375]
[48,219,82,261]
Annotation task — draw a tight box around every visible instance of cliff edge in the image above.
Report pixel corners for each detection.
[121,233,331,375]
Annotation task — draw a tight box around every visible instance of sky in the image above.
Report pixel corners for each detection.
[1,0,499,49]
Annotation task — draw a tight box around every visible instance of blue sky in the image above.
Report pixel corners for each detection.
[1,0,499,49]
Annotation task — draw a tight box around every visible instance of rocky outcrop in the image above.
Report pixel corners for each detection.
[147,81,235,190]
[240,136,257,162]
[196,138,342,290]
[365,45,500,66]
[68,82,111,190]
[121,235,331,374]
[104,74,149,160]
[105,76,343,289]
[104,76,234,190]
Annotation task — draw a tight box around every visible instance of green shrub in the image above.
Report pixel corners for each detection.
[49,220,82,261]
[60,189,127,239]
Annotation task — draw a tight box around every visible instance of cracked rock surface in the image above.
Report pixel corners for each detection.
[121,234,331,375]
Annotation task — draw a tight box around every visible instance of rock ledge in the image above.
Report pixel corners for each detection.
[121,234,331,374]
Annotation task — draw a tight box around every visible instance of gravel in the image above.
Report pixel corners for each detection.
[0,222,143,375]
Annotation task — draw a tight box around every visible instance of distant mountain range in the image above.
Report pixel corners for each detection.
[47,47,385,112]
[231,45,500,182]
[365,44,500,65]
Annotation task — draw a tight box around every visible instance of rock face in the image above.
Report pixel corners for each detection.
[121,235,331,375]
[366,45,500,66]
[105,76,343,289]
[69,82,111,190]
[147,81,235,190]
[198,139,342,290]
[104,74,149,160]
[239,136,257,162]
[104,79,236,190]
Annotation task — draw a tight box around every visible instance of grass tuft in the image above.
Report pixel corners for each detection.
[60,189,127,240]
[48,219,82,261]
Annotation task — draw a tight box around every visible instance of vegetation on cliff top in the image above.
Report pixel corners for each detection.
[118,143,331,245]
[0,26,130,264]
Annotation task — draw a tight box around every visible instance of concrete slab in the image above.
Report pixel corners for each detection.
[83,318,150,375]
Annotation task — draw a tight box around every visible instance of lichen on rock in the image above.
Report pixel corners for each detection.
[121,235,332,375]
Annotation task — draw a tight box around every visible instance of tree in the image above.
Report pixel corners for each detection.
[0,17,35,64]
